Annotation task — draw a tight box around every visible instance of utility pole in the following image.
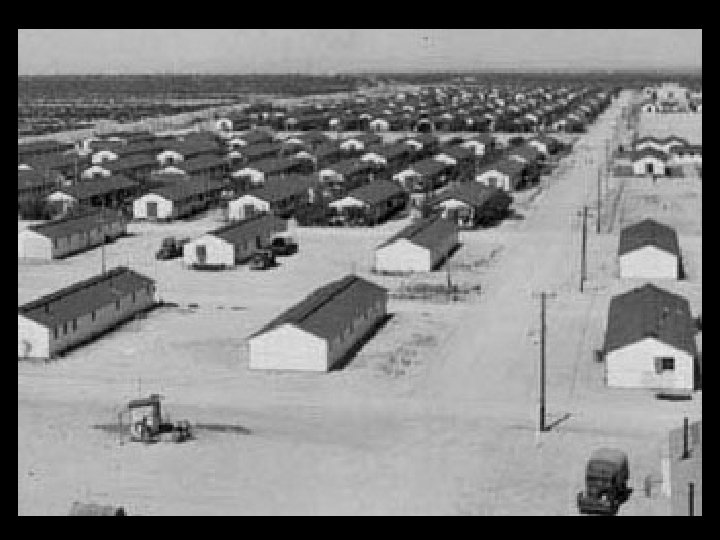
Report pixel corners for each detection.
[597,166,602,233]
[580,205,588,293]
[539,291,547,432]
[688,482,695,516]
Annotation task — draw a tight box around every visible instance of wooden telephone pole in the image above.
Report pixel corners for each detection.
[539,291,547,432]
[534,291,557,433]
[597,167,602,234]
[688,482,695,516]
[580,205,588,293]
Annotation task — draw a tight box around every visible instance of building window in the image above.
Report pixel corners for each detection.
[54,327,59,340]
[72,319,77,332]
[92,311,96,322]
[63,323,68,335]
[132,292,136,303]
[116,300,121,310]
[655,357,675,373]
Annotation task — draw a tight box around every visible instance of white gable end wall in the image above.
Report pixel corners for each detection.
[18,315,50,359]
[18,230,53,260]
[375,238,432,273]
[183,235,235,267]
[133,194,174,220]
[249,324,328,371]
[619,246,679,279]
[606,338,694,391]
[228,195,270,220]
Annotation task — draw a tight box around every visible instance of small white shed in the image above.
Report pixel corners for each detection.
[603,284,696,391]
[618,219,681,279]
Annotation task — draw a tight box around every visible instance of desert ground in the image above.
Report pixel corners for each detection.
[18,90,701,515]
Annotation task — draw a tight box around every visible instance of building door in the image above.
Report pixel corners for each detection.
[646,163,654,175]
[196,245,207,264]
[147,201,158,218]
[243,204,255,219]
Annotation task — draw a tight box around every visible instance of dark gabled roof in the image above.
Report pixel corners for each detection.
[51,175,139,201]
[341,180,405,206]
[241,142,284,160]
[176,154,228,173]
[236,156,301,175]
[364,143,411,161]
[251,274,387,343]
[25,153,90,170]
[671,144,702,155]
[112,141,162,157]
[18,266,154,328]
[403,158,451,177]
[478,158,527,177]
[322,158,375,177]
[149,179,224,202]
[18,169,63,191]
[603,284,696,356]
[18,140,75,155]
[104,154,159,171]
[238,129,276,145]
[157,138,221,157]
[25,208,125,240]
[438,145,474,161]
[314,142,343,159]
[632,148,669,162]
[341,133,382,146]
[378,215,458,250]
[618,219,680,257]
[208,213,286,245]
[428,182,512,210]
[241,175,317,204]
[508,144,543,163]
[89,140,126,153]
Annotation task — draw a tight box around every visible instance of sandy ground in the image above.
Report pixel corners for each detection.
[18,90,701,515]
[637,113,702,144]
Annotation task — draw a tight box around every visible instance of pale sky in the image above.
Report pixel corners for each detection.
[18,29,702,75]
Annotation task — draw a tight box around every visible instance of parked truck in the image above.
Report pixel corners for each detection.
[577,448,630,515]
[155,236,189,260]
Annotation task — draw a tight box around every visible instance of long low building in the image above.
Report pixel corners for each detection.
[374,216,459,273]
[46,175,140,212]
[183,213,287,269]
[132,179,224,221]
[228,175,317,220]
[18,209,127,260]
[328,179,407,225]
[603,284,697,392]
[248,274,388,371]
[426,182,513,229]
[18,266,156,359]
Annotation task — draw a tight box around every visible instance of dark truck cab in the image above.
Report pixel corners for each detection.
[268,233,298,256]
[577,448,630,515]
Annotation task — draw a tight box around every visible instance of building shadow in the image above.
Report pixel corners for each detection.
[433,243,463,271]
[330,313,394,372]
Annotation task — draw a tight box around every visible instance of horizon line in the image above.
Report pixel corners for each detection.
[18,66,703,77]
